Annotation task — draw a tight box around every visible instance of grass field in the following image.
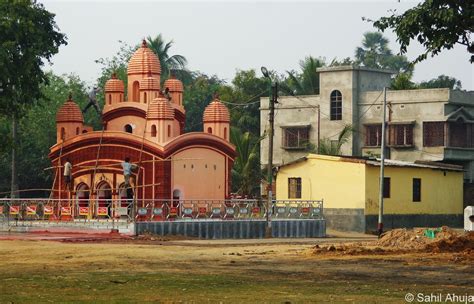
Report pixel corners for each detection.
[0,235,472,303]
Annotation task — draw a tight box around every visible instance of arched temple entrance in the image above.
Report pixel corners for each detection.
[96,181,112,216]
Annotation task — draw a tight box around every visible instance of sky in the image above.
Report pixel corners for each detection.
[41,0,473,90]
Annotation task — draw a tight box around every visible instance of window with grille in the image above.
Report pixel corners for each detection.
[448,122,474,148]
[288,178,302,199]
[282,127,310,149]
[413,178,421,202]
[365,124,382,147]
[389,124,414,147]
[330,90,342,120]
[423,122,445,147]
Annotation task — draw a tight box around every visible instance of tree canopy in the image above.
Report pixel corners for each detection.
[372,1,474,63]
[355,32,413,74]
[0,0,67,117]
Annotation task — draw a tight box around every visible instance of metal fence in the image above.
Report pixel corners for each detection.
[0,198,323,223]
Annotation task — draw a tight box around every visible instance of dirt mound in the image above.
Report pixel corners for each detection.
[376,227,466,251]
[313,227,474,256]
[425,232,474,253]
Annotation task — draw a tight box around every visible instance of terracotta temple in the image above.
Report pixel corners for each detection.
[49,40,235,210]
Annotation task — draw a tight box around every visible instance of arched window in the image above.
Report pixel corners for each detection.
[144,92,147,104]
[224,127,227,140]
[124,124,133,133]
[207,127,212,134]
[151,125,157,137]
[330,90,342,121]
[76,127,80,135]
[108,94,112,105]
[132,81,140,102]
[76,183,90,207]
[61,127,65,140]
[167,125,171,137]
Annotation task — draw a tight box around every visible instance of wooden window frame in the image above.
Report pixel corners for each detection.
[281,126,310,150]
[288,177,302,199]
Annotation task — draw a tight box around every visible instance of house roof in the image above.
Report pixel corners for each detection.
[276,154,464,172]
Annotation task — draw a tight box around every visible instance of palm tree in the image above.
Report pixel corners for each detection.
[355,32,392,69]
[317,124,353,156]
[146,34,189,82]
[286,56,325,95]
[230,127,261,196]
[355,32,413,74]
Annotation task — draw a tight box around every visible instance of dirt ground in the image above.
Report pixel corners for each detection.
[0,229,472,303]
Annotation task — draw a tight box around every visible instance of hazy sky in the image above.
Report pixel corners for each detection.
[41,0,473,90]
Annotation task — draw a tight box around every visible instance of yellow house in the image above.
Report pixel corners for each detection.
[276,154,464,232]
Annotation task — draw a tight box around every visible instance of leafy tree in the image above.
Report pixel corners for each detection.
[183,73,224,132]
[95,40,135,100]
[0,72,88,197]
[391,73,417,90]
[146,34,189,83]
[372,1,474,63]
[355,32,413,74]
[0,0,67,197]
[419,75,462,90]
[230,128,262,196]
[219,69,268,137]
[286,56,325,95]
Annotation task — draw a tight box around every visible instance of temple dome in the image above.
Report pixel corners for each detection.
[148,95,174,120]
[141,74,160,91]
[104,73,124,92]
[127,40,161,75]
[203,98,230,123]
[56,95,84,123]
[164,76,183,92]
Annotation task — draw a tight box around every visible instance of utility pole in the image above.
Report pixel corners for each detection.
[267,82,277,226]
[378,87,387,237]
[261,67,277,235]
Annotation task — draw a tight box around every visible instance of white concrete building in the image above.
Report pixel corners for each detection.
[260,65,474,203]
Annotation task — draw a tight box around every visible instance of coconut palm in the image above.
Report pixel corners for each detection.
[286,56,325,95]
[317,124,353,156]
[230,127,262,196]
[355,32,413,74]
[146,34,189,82]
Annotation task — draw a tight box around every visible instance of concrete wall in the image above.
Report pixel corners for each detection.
[365,214,463,232]
[135,219,326,238]
[358,89,448,162]
[364,165,464,216]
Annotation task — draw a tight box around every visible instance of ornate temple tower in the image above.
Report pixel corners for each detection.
[56,94,84,143]
[203,97,230,141]
[164,75,185,135]
[127,39,161,103]
[103,73,125,111]
[146,93,175,143]
[141,72,161,104]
